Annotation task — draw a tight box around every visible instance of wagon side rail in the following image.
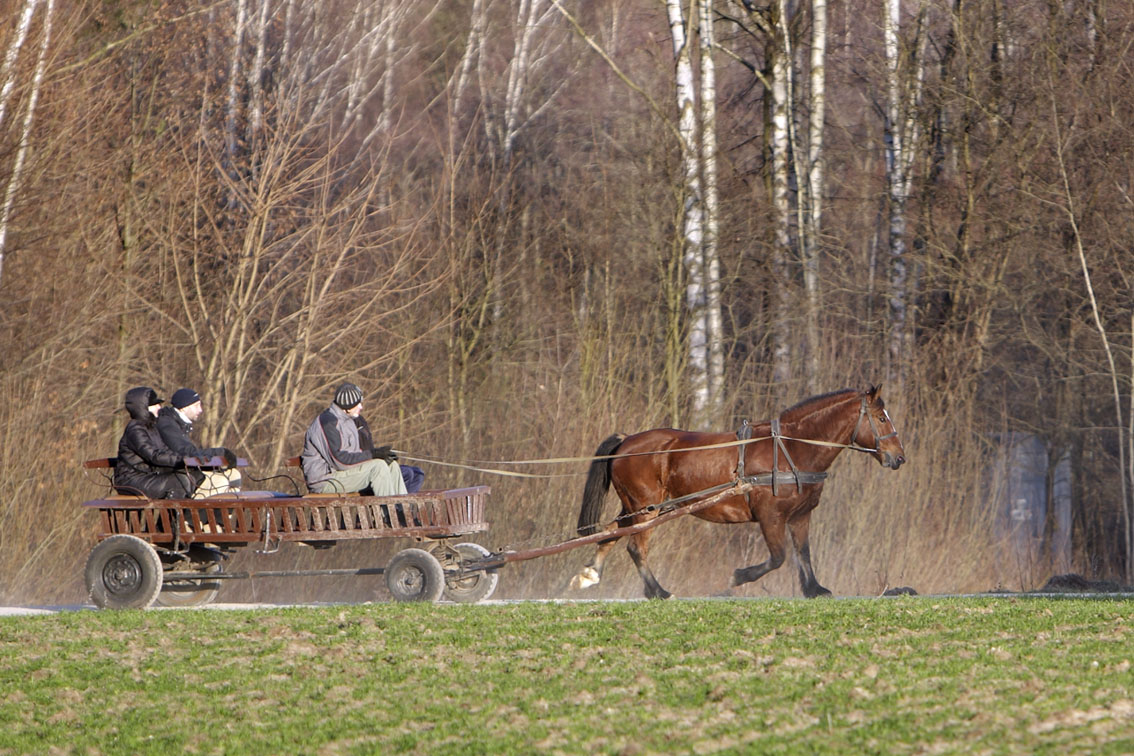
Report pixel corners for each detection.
[82,487,491,545]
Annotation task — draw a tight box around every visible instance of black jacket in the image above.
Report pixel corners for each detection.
[157,406,228,489]
[113,387,192,499]
[157,406,225,461]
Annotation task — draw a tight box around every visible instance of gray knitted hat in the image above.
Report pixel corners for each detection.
[333,382,363,409]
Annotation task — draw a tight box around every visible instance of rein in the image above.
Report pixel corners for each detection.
[397,397,896,480]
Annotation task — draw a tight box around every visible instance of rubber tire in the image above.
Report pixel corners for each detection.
[85,535,163,610]
[385,548,445,602]
[442,542,499,604]
[156,546,223,608]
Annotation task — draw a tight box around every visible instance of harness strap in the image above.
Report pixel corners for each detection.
[770,417,806,496]
[735,419,752,481]
[743,471,829,487]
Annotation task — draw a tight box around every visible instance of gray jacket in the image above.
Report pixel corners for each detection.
[301,404,372,487]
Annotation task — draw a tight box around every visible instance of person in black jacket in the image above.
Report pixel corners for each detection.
[157,388,241,498]
[113,387,194,499]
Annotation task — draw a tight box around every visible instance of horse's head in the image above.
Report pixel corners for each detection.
[853,385,906,470]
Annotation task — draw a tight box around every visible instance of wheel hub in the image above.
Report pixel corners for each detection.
[103,554,142,595]
[394,566,425,593]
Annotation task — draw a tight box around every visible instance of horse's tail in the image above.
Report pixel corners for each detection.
[577,433,625,536]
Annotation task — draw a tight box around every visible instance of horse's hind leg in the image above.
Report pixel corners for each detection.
[569,534,619,590]
[789,511,831,598]
[627,530,671,600]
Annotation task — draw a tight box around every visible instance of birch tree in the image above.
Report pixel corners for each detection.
[665,0,708,418]
[223,0,247,194]
[0,0,38,132]
[769,0,794,384]
[732,0,829,388]
[0,0,52,289]
[802,0,827,386]
[698,0,725,416]
[661,0,728,423]
[883,0,928,383]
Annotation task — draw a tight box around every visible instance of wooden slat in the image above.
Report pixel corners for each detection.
[87,486,491,542]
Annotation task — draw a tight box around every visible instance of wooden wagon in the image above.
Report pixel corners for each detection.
[81,456,496,609]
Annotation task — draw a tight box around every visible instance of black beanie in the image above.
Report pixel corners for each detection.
[171,388,201,409]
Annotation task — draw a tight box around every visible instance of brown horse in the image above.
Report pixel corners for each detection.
[569,386,905,599]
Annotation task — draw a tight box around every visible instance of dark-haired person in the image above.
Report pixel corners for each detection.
[113,387,193,499]
[300,382,407,496]
[157,387,241,498]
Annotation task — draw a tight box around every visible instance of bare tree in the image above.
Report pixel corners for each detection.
[882,0,928,384]
[769,0,794,384]
[802,0,827,386]
[0,0,52,288]
[0,0,38,131]
[698,0,725,417]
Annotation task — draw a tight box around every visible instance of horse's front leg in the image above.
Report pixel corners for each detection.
[788,510,831,598]
[732,508,788,588]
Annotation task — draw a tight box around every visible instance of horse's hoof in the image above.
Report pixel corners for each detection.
[569,567,600,590]
[731,569,749,587]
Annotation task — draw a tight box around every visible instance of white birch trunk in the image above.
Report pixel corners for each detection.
[452,0,488,126]
[770,0,794,385]
[0,0,51,289]
[883,0,925,383]
[883,0,905,380]
[225,0,248,176]
[378,10,398,140]
[0,0,38,133]
[803,0,828,386]
[665,0,709,419]
[280,0,295,72]
[248,0,270,139]
[698,0,724,416]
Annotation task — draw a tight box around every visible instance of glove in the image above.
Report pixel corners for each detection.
[222,448,239,468]
[372,445,397,463]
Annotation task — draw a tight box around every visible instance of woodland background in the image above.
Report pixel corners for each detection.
[0,0,1131,604]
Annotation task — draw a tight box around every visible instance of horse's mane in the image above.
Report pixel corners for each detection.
[779,388,860,424]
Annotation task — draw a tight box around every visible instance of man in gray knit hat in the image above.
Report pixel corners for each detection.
[300,382,407,496]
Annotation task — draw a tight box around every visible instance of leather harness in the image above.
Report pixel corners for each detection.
[733,395,894,498]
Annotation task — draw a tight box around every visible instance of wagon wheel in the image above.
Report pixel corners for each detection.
[85,535,163,610]
[156,546,223,608]
[385,548,445,602]
[442,542,499,604]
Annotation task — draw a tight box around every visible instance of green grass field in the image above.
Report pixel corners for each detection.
[1,597,1131,755]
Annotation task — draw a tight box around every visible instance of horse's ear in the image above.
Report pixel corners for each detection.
[868,383,882,399]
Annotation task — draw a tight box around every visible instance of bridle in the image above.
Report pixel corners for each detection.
[849,395,899,455]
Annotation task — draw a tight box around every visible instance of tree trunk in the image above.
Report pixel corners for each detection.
[665,0,709,421]
[0,0,38,132]
[0,0,51,289]
[770,0,794,385]
[883,0,926,385]
[224,0,248,203]
[698,0,725,419]
[802,0,827,388]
